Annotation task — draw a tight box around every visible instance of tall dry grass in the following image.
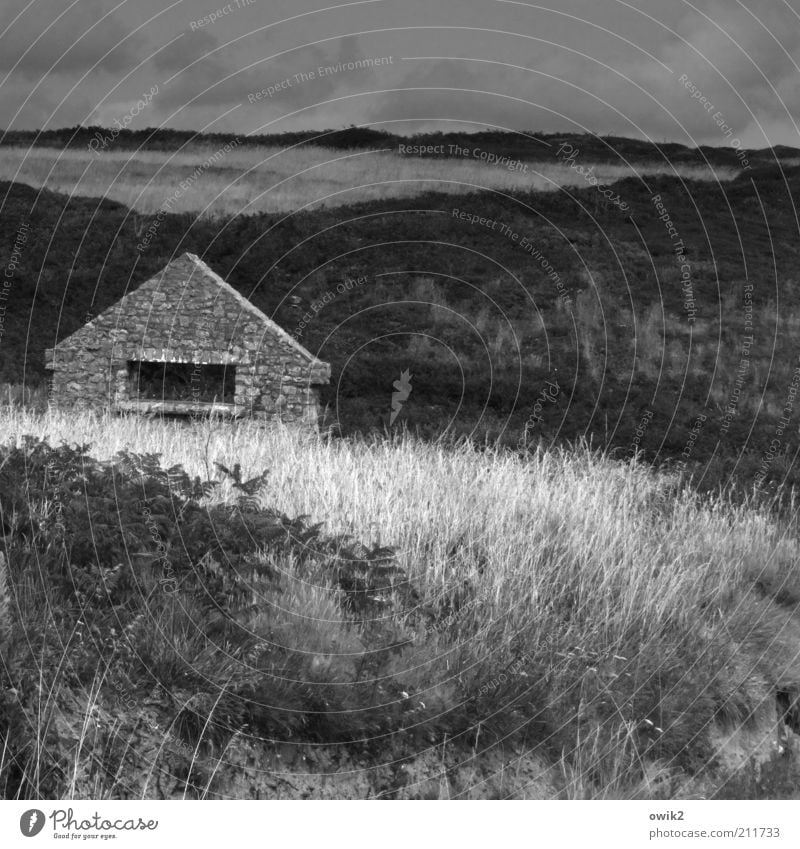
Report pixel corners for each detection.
[1,406,796,639]
[0,145,739,218]
[2,406,798,797]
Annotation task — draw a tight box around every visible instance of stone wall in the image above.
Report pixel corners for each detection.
[45,254,330,426]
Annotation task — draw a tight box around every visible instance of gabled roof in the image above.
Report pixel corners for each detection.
[181,253,320,361]
[51,252,322,363]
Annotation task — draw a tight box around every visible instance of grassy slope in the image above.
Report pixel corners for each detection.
[1,409,799,798]
[0,145,738,218]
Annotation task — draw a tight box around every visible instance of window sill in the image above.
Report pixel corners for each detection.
[116,399,245,416]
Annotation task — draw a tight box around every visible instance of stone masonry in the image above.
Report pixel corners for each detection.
[44,253,330,426]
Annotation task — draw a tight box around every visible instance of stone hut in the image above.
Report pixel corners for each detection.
[45,253,330,426]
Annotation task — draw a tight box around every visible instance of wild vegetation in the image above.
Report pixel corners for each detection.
[0,409,799,798]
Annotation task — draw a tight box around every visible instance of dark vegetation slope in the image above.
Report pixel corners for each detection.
[1,132,800,492]
[3,125,794,167]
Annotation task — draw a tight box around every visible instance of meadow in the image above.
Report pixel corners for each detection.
[0,144,738,217]
[1,406,799,798]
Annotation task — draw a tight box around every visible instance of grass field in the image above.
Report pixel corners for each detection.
[0,144,739,217]
[1,406,799,798]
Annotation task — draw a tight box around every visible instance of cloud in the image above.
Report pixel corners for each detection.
[0,0,143,76]
[0,80,96,130]
[665,0,800,90]
[353,0,800,148]
[153,27,221,73]
[362,53,615,138]
[659,0,800,145]
[2,0,799,147]
[155,32,395,125]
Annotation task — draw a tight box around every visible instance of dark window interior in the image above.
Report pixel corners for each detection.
[128,361,236,404]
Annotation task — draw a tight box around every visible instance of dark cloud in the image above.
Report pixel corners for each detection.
[660,0,800,144]
[362,54,613,137]
[0,81,96,130]
[0,0,143,75]
[153,27,221,73]
[155,32,387,117]
[361,0,800,148]
[2,0,799,147]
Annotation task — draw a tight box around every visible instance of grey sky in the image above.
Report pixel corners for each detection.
[1,0,798,147]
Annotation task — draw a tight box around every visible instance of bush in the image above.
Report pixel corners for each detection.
[0,438,416,796]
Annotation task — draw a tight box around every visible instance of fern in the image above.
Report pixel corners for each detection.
[0,437,452,797]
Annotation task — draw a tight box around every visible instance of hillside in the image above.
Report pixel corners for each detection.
[3,125,796,168]
[2,135,800,490]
